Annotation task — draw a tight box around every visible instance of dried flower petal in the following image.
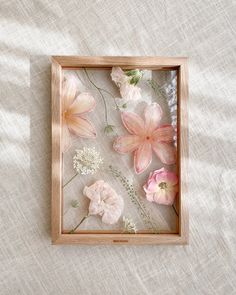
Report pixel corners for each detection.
[83,180,124,225]
[111,67,142,101]
[62,76,97,152]
[113,103,176,174]
[143,167,178,205]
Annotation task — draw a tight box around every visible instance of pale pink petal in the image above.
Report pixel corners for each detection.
[155,170,178,186]
[153,190,176,205]
[152,142,176,165]
[144,179,158,193]
[67,116,96,138]
[83,181,104,201]
[102,197,124,224]
[111,67,125,85]
[120,82,141,101]
[152,125,175,142]
[121,112,145,135]
[89,201,102,215]
[62,122,71,153]
[145,193,155,202]
[62,76,77,111]
[144,103,163,134]
[84,180,124,225]
[113,135,142,154]
[134,142,152,174]
[68,93,96,115]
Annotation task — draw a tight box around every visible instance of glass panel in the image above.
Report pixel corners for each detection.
[61,67,178,234]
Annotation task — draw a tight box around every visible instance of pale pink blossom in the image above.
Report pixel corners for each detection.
[120,82,141,101]
[111,67,141,101]
[62,76,96,152]
[143,168,178,205]
[113,103,176,174]
[83,180,124,224]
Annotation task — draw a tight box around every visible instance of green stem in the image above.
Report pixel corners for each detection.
[63,173,78,188]
[99,88,120,110]
[84,68,109,125]
[131,190,158,233]
[63,207,70,216]
[172,204,179,217]
[109,165,159,233]
[69,215,89,234]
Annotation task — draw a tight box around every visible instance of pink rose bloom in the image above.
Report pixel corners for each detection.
[83,180,124,224]
[111,67,141,101]
[143,168,178,205]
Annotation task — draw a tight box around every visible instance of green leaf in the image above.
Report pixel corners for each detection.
[125,69,140,76]
[71,200,79,208]
[104,124,115,135]
[129,76,139,85]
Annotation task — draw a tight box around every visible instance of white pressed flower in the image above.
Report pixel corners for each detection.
[73,147,103,175]
[123,216,137,234]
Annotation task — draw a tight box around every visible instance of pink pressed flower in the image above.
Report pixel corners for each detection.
[143,168,178,205]
[113,103,176,174]
[62,76,96,152]
[83,180,124,224]
[111,67,141,101]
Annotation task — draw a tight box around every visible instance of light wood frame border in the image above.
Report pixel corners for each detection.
[51,56,188,245]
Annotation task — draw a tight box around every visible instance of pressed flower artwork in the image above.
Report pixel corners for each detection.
[61,68,179,234]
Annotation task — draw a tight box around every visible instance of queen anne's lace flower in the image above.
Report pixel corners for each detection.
[73,147,103,175]
[83,180,124,224]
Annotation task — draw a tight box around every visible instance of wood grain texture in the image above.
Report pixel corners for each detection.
[52,56,186,69]
[53,234,185,245]
[51,58,63,243]
[51,56,188,245]
[179,60,189,243]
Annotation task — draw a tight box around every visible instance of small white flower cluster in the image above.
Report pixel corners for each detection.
[73,147,103,175]
[123,216,137,234]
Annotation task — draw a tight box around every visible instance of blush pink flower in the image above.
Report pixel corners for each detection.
[62,76,96,152]
[111,67,141,101]
[83,180,124,225]
[113,103,176,174]
[143,168,178,205]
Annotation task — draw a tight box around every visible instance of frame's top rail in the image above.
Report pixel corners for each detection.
[52,56,188,69]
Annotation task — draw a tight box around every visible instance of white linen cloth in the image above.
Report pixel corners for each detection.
[0,0,235,294]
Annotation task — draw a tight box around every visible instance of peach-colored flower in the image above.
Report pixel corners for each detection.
[111,67,141,101]
[113,103,176,174]
[143,168,178,205]
[83,180,124,224]
[62,76,96,152]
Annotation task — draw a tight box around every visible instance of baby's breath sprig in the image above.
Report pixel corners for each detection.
[123,216,137,233]
[108,165,159,233]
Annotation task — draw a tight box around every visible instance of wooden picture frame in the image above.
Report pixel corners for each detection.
[51,56,188,245]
